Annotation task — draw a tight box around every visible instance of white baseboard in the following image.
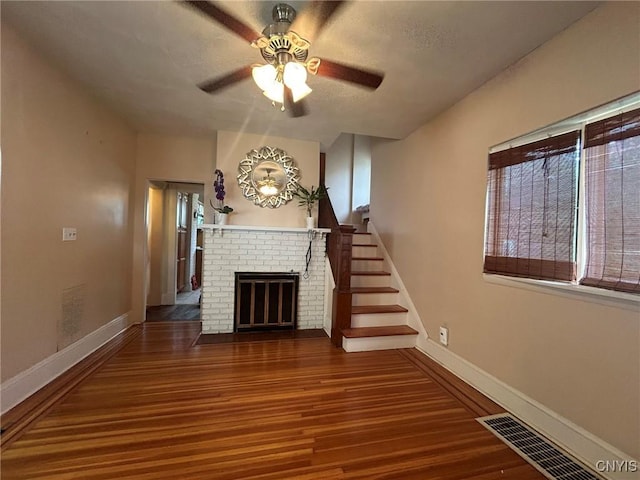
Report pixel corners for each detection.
[367,221,636,479]
[324,257,335,338]
[417,339,638,480]
[1,313,130,414]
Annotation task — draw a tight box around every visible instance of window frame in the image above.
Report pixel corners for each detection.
[483,93,640,306]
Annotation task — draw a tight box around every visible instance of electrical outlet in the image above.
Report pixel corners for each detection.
[439,326,449,346]
[62,227,77,241]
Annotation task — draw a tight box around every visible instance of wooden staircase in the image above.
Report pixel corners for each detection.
[341,232,418,352]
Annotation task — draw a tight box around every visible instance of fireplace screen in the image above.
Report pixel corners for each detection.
[234,273,299,331]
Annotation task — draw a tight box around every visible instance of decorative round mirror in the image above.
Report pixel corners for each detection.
[237,146,300,208]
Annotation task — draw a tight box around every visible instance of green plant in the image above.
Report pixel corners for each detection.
[293,185,328,217]
[211,203,233,214]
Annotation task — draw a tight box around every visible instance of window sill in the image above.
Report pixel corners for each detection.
[483,274,639,311]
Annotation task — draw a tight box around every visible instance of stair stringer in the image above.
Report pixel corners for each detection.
[366,221,430,349]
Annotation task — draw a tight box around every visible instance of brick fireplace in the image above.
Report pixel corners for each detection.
[200,225,329,334]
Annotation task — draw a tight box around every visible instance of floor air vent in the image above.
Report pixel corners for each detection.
[477,414,602,480]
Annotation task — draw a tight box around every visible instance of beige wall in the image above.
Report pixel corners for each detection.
[1,25,137,381]
[370,3,640,458]
[352,135,371,210]
[132,134,216,322]
[216,130,320,227]
[325,133,354,223]
[326,133,372,224]
[146,185,164,306]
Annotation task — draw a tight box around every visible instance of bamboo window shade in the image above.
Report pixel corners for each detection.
[484,130,580,281]
[581,108,640,294]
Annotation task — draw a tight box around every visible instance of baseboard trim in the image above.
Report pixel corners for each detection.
[324,257,335,338]
[1,313,130,414]
[417,339,638,480]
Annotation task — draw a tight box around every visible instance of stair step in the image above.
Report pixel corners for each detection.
[352,305,408,314]
[352,257,385,272]
[351,271,390,276]
[352,287,400,307]
[342,325,418,338]
[353,245,379,257]
[350,287,399,294]
[352,233,374,245]
[350,271,391,288]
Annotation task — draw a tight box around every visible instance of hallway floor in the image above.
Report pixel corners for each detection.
[176,288,200,305]
[145,304,200,321]
[146,289,200,321]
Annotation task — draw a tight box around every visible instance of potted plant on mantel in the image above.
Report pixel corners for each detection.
[293,185,328,229]
[210,169,233,225]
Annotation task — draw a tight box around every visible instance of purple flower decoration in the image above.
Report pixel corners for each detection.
[214,169,225,202]
[211,169,233,214]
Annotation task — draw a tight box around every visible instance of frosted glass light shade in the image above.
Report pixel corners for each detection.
[263,82,284,104]
[253,62,312,105]
[283,62,307,89]
[252,64,277,91]
[291,83,312,102]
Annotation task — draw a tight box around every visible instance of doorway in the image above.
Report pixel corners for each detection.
[145,181,204,321]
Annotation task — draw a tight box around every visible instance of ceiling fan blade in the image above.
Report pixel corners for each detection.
[198,66,253,94]
[315,59,384,90]
[183,1,261,44]
[290,1,346,42]
[284,85,308,118]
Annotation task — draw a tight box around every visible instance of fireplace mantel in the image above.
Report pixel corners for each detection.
[199,225,330,334]
[201,224,330,234]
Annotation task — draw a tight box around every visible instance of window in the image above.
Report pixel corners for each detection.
[484,101,640,296]
[581,109,640,293]
[484,131,580,282]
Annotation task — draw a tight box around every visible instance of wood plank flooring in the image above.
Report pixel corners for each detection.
[1,323,545,479]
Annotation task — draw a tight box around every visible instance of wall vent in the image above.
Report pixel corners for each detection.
[59,284,86,351]
[477,413,603,480]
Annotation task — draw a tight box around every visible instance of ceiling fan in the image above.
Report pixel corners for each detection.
[183,1,385,117]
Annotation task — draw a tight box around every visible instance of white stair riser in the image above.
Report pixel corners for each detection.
[352,234,374,245]
[352,245,378,257]
[350,275,391,288]
[352,292,399,305]
[351,312,408,328]
[352,259,385,271]
[342,334,417,352]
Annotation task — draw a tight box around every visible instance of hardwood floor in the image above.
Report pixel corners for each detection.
[1,323,545,479]
[196,329,328,345]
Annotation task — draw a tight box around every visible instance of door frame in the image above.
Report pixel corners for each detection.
[143,179,204,319]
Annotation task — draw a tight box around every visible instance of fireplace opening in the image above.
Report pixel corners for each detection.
[234,272,299,332]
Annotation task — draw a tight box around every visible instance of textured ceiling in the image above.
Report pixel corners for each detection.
[2,1,599,149]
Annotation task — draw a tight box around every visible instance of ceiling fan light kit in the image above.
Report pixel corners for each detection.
[185,0,384,117]
[251,61,312,106]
